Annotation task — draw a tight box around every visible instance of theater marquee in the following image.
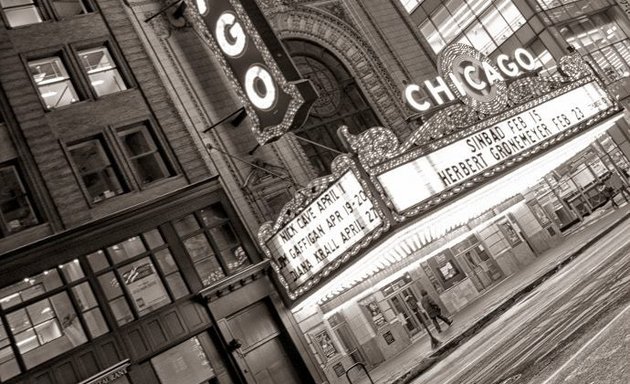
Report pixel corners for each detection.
[379,81,614,213]
[258,157,390,303]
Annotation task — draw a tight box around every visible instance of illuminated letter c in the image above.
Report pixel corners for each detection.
[464,66,486,91]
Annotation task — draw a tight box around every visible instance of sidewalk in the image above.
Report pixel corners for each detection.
[356,204,630,384]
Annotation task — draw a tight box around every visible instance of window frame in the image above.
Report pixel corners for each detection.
[0,259,108,374]
[47,0,92,21]
[398,0,421,14]
[0,160,40,238]
[89,230,191,326]
[0,0,44,28]
[0,0,94,29]
[112,119,176,189]
[23,48,85,111]
[172,204,252,287]
[71,40,134,100]
[63,133,130,206]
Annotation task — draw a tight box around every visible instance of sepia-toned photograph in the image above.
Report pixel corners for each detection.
[1,0,630,383]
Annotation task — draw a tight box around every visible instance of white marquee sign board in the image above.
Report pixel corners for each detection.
[378,81,614,213]
[265,171,383,291]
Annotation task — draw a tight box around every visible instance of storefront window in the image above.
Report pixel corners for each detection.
[94,231,189,325]
[0,162,39,237]
[174,204,250,286]
[0,261,107,371]
[428,251,465,289]
[0,318,20,381]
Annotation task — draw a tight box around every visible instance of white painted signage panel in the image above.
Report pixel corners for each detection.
[378,81,613,213]
[266,171,382,290]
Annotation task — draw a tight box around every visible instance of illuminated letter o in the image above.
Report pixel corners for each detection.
[514,48,538,71]
[216,12,246,57]
[245,65,277,110]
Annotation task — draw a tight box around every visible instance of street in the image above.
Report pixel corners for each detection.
[411,214,630,384]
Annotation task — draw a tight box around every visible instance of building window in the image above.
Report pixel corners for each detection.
[174,204,250,286]
[0,261,107,370]
[536,0,610,24]
[90,231,189,326]
[28,56,79,110]
[51,0,89,18]
[78,46,127,97]
[0,318,20,381]
[420,0,525,55]
[115,123,172,186]
[284,39,381,176]
[0,0,42,27]
[428,251,465,289]
[68,137,126,204]
[399,0,420,13]
[0,162,39,237]
[560,12,630,83]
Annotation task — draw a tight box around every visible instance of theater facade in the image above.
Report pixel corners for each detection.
[258,45,630,383]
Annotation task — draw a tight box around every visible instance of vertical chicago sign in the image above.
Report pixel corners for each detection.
[192,0,317,144]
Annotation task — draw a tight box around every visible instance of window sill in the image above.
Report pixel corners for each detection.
[85,175,187,221]
[0,223,53,255]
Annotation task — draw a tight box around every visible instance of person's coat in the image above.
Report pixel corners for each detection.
[420,295,441,318]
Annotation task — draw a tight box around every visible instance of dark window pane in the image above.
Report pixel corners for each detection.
[51,0,87,17]
[143,229,164,249]
[0,165,39,234]
[174,215,199,236]
[83,308,108,338]
[155,249,177,274]
[165,273,188,299]
[71,283,97,311]
[183,233,213,262]
[199,204,228,226]
[108,236,145,263]
[68,139,124,203]
[116,124,171,185]
[109,297,133,326]
[97,272,122,300]
[86,250,109,272]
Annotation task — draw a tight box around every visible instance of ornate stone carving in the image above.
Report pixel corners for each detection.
[266,5,410,137]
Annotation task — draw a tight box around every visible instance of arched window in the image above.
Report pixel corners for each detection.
[284,39,381,176]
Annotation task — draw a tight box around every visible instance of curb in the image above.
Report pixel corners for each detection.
[391,211,630,384]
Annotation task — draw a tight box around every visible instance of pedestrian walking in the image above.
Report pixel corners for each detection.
[419,290,452,333]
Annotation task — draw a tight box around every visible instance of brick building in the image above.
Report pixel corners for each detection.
[2,0,630,384]
[0,0,320,383]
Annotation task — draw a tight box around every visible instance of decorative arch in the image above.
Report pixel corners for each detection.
[266,5,411,137]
